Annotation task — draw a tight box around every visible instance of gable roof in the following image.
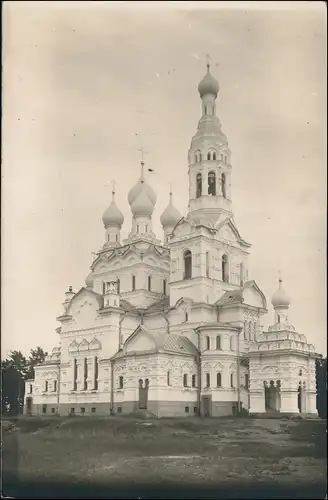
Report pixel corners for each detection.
[216,217,251,248]
[144,297,170,314]
[66,287,104,314]
[215,280,267,310]
[112,325,198,359]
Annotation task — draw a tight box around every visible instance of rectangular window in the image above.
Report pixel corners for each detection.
[119,376,124,389]
[193,407,198,413]
[29,384,33,394]
[167,371,171,386]
[80,407,85,414]
[53,380,57,392]
[73,359,77,391]
[91,407,96,413]
[117,406,122,413]
[84,358,88,391]
[163,279,167,295]
[45,381,48,392]
[132,275,136,291]
[94,357,98,390]
[51,408,55,414]
[148,276,151,291]
[216,335,221,350]
[185,406,189,413]
[245,374,249,388]
[70,408,75,415]
[206,373,210,388]
[42,405,47,414]
[117,279,120,294]
[192,374,196,388]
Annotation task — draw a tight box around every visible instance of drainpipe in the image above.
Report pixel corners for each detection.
[236,327,242,414]
[194,328,202,416]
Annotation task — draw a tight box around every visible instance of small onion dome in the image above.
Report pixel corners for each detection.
[131,188,154,217]
[85,272,93,288]
[102,200,124,228]
[128,164,157,206]
[272,280,290,307]
[160,194,181,227]
[198,65,219,98]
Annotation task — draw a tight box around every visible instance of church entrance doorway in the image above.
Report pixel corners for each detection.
[298,382,306,413]
[138,378,149,410]
[264,380,281,413]
[202,396,212,417]
[26,397,32,415]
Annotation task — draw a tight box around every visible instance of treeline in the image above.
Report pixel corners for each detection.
[1,347,47,416]
[316,357,327,419]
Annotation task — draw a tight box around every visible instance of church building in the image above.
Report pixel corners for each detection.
[24,64,319,418]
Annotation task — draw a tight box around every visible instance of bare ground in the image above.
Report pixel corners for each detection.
[2,416,327,499]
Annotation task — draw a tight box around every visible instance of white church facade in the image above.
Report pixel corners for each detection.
[24,65,318,418]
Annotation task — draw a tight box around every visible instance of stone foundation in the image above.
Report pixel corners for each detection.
[112,401,199,417]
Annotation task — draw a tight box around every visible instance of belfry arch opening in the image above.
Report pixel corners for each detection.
[184,250,192,280]
[221,173,227,198]
[208,171,216,196]
[196,173,202,198]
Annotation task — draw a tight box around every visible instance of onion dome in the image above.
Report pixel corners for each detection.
[160,191,181,227]
[102,186,124,228]
[271,278,290,308]
[198,63,219,98]
[128,162,157,206]
[85,272,93,288]
[131,187,154,217]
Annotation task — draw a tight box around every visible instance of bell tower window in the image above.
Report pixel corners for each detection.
[207,152,211,160]
[213,152,216,160]
[183,250,192,280]
[221,173,227,199]
[196,173,202,198]
[208,171,216,195]
[222,254,229,283]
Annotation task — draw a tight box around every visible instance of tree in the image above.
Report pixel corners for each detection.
[1,347,47,415]
[26,347,48,380]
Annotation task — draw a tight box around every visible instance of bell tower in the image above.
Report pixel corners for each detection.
[188,60,233,225]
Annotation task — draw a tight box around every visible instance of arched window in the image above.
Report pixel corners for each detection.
[45,381,48,392]
[207,152,211,160]
[253,322,257,340]
[222,254,229,283]
[184,250,192,279]
[206,251,210,278]
[137,224,139,233]
[192,374,196,388]
[205,373,211,388]
[183,374,188,387]
[167,371,171,386]
[196,173,202,198]
[194,154,198,163]
[240,263,244,287]
[117,279,120,294]
[208,171,216,195]
[148,276,151,291]
[185,311,188,322]
[213,152,216,161]
[132,275,136,291]
[199,153,202,161]
[221,172,227,198]
[119,376,124,389]
[206,336,210,350]
[248,321,252,340]
[163,279,167,295]
[230,373,234,388]
[230,336,234,351]
[277,314,281,324]
[216,335,221,350]
[217,372,222,387]
[53,380,57,392]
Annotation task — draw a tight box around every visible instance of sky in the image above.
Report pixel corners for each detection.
[2,1,327,357]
